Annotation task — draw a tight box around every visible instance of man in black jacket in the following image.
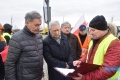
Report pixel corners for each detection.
[61,22,82,60]
[43,21,74,80]
[5,11,43,80]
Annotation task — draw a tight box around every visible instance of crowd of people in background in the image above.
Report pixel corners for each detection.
[0,23,12,80]
[0,23,6,80]
[0,11,120,80]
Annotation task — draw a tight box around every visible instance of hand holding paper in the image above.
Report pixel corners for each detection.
[54,62,100,78]
[73,60,81,67]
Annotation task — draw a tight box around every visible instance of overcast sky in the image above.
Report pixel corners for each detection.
[0,0,120,29]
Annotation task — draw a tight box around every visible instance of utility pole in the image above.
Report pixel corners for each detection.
[111,15,114,23]
[43,0,51,28]
[63,15,65,23]
[46,0,50,28]
[11,15,13,26]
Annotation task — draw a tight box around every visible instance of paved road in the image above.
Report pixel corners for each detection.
[42,35,48,80]
[42,59,48,80]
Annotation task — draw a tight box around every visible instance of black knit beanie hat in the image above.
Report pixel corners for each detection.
[3,23,13,30]
[3,23,13,33]
[89,15,108,30]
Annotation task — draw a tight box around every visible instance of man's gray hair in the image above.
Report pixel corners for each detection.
[61,21,71,28]
[49,21,60,29]
[25,11,41,22]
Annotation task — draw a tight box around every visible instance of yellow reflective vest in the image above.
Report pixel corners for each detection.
[86,34,120,80]
[1,35,6,42]
[2,33,12,39]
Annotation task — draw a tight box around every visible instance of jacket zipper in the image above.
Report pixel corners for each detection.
[33,36,41,79]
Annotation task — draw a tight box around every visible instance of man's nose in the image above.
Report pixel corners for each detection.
[66,28,69,30]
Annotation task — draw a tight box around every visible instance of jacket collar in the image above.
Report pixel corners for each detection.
[48,33,66,45]
[23,26,36,37]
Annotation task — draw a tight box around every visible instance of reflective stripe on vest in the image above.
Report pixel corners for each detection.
[87,34,119,80]
[1,35,6,42]
[76,34,91,57]
[2,33,11,39]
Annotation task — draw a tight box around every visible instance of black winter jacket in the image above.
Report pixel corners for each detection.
[5,26,43,80]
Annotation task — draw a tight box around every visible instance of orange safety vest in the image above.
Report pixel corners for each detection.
[76,34,91,58]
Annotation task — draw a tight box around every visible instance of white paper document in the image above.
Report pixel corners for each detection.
[54,67,75,76]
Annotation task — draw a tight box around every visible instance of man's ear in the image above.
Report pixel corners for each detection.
[26,21,31,28]
[25,21,29,25]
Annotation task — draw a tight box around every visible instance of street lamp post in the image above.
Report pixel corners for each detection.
[44,0,51,28]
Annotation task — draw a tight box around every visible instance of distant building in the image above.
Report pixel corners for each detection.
[12,29,21,34]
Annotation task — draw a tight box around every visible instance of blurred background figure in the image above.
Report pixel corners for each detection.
[107,23,118,36]
[61,21,82,60]
[0,23,8,80]
[3,23,12,45]
[75,25,91,58]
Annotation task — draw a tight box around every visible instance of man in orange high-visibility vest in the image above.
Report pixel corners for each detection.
[76,25,91,58]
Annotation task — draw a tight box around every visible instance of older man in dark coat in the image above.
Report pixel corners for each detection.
[61,22,82,60]
[43,21,74,80]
